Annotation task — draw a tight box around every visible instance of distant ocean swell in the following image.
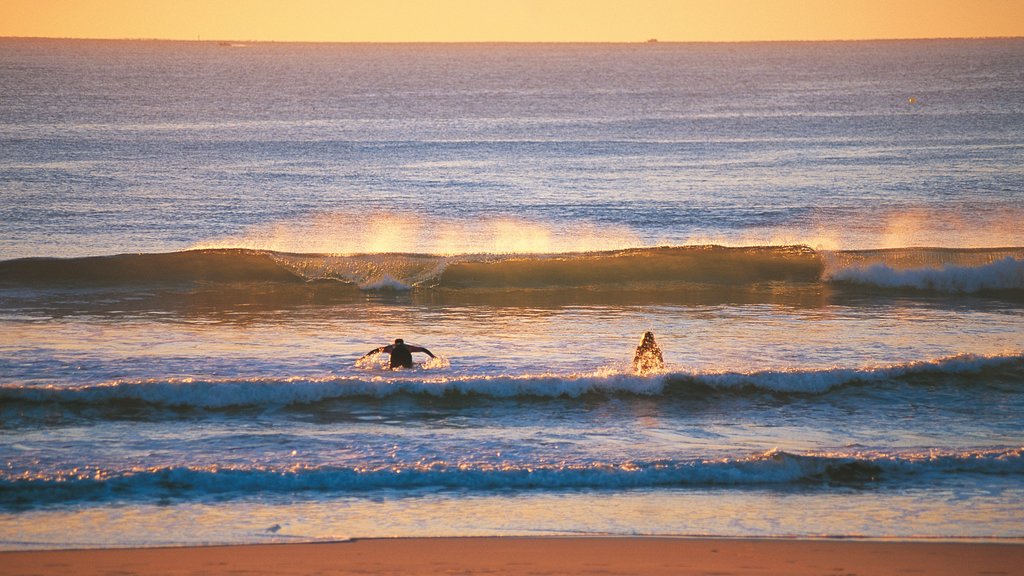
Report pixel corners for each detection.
[2,449,1020,507]
[2,354,1020,409]
[2,246,1022,294]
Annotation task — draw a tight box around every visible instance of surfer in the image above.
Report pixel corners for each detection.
[632,331,664,375]
[361,338,436,369]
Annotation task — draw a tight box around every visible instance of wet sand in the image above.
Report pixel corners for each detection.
[2,537,1022,575]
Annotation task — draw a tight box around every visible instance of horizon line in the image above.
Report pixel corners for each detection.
[3,34,1022,45]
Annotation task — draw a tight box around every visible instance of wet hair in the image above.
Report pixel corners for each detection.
[394,338,404,345]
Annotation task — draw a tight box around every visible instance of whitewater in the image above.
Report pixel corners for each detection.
[1,38,1023,548]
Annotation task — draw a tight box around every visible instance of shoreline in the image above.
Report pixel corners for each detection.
[3,536,1022,576]
[7,534,1024,552]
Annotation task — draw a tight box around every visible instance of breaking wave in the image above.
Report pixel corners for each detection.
[823,247,1024,294]
[2,448,1019,507]
[4,245,1023,294]
[0,249,302,284]
[2,354,1019,409]
[0,245,823,289]
[829,256,1024,293]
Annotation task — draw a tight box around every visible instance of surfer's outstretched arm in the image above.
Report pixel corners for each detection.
[408,345,435,358]
[360,346,390,360]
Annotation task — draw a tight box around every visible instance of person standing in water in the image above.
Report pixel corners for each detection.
[361,338,436,369]
[632,331,664,375]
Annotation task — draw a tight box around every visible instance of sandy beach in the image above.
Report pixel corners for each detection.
[2,537,1022,576]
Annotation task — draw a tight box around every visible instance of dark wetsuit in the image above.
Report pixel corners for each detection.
[361,341,435,369]
[389,343,413,369]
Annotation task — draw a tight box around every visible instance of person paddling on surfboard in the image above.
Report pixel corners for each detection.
[361,338,436,369]
[632,331,664,375]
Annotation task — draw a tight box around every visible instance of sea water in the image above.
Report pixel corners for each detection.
[0,38,1022,549]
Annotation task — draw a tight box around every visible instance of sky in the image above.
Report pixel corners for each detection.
[1,0,1022,43]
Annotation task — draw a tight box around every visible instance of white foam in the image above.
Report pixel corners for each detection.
[829,257,1024,293]
[692,353,1022,393]
[355,354,451,370]
[358,274,412,291]
[421,355,451,369]
[1,371,665,408]
[1,354,1019,407]
[4,448,1020,505]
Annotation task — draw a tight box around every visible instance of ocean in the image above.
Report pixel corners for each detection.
[0,37,1022,549]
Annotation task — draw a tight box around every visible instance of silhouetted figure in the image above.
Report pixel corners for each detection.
[361,338,435,369]
[632,331,664,375]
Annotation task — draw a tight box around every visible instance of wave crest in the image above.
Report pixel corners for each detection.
[3,246,1022,296]
[3,448,1019,506]
[2,354,1019,409]
[829,256,1024,293]
[823,247,1024,294]
[0,245,823,289]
